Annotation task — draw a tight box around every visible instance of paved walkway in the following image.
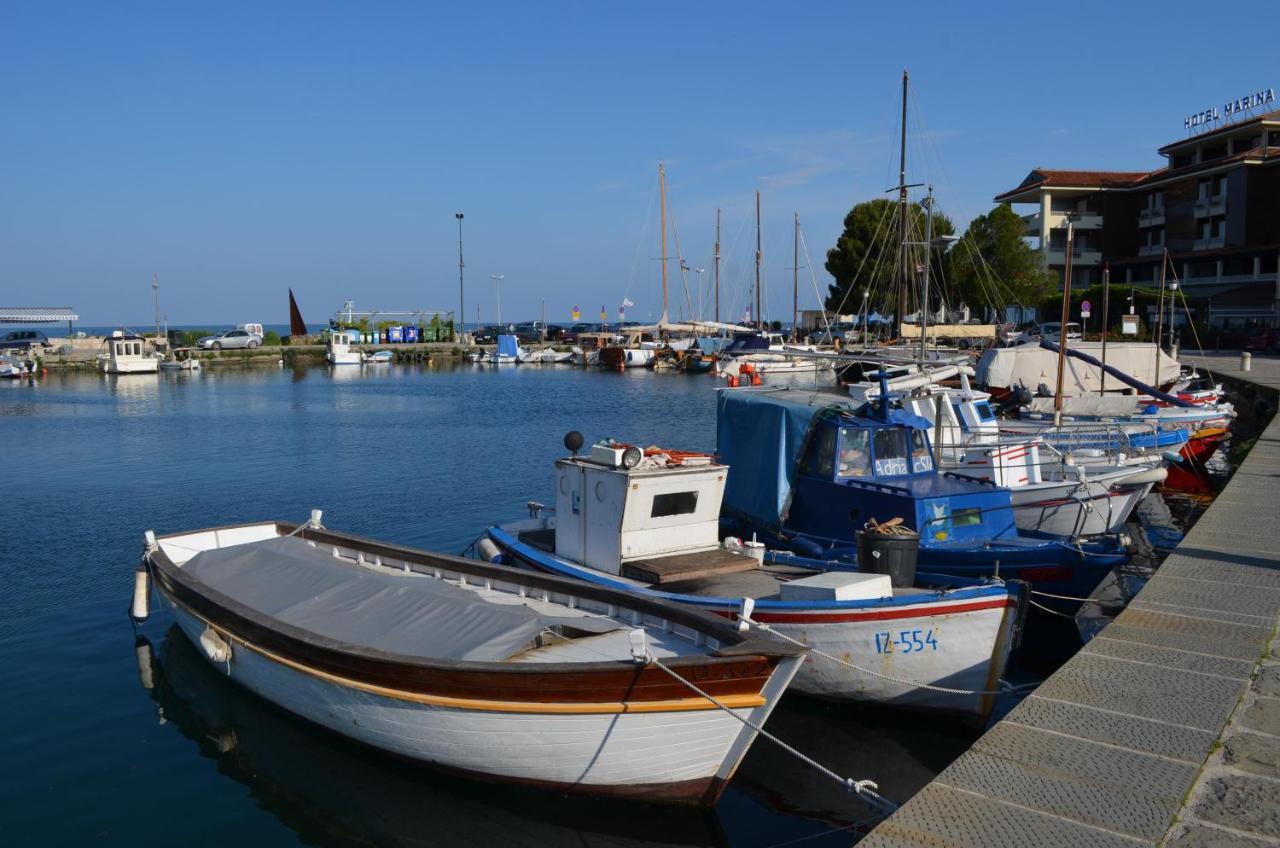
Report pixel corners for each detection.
[862,353,1280,847]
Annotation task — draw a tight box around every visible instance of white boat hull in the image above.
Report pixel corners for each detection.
[164,599,796,798]
[1008,475,1154,537]
[747,598,1015,718]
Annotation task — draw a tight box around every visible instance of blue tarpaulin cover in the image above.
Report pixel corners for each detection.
[497,334,519,358]
[716,389,850,529]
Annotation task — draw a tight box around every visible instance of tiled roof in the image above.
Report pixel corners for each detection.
[994,168,1152,202]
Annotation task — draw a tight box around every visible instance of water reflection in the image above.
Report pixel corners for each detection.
[144,628,727,848]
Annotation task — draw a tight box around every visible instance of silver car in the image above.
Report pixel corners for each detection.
[197,329,262,350]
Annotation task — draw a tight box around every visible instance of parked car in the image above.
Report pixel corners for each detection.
[812,322,857,344]
[511,321,546,345]
[0,330,52,351]
[1245,328,1279,354]
[197,329,262,350]
[1029,321,1082,341]
[471,325,507,345]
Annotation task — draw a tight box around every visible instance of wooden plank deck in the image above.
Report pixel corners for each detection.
[621,548,760,585]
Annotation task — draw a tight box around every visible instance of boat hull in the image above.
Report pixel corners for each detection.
[157,586,798,805]
[490,528,1018,721]
[1008,475,1155,537]
[145,524,804,807]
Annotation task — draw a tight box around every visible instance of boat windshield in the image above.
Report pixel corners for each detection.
[837,427,871,478]
[865,427,933,476]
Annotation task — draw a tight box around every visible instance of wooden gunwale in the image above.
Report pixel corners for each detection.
[148,522,801,706]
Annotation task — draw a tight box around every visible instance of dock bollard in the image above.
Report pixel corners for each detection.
[1241,351,1252,372]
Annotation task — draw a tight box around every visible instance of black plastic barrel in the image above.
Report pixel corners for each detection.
[856,529,919,588]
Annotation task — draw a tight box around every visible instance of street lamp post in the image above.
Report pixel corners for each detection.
[455,213,465,343]
[490,274,505,328]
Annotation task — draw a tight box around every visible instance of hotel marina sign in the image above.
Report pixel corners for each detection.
[1184,87,1275,130]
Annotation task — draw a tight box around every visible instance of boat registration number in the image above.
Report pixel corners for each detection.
[874,629,938,654]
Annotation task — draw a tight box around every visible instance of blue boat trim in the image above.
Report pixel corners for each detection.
[486,526,1014,612]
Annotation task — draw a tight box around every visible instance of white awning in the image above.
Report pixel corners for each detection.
[0,307,80,324]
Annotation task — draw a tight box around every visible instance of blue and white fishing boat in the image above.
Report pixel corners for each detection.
[715,386,1128,607]
[475,334,523,365]
[484,435,1026,721]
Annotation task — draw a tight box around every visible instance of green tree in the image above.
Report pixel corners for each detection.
[947,204,1056,310]
[825,198,953,315]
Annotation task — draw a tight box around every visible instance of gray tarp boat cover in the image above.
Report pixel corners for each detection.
[716,388,850,530]
[183,536,606,662]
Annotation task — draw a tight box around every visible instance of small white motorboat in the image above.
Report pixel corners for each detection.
[137,516,804,806]
[326,330,362,366]
[99,331,160,374]
[362,350,393,363]
[159,348,201,372]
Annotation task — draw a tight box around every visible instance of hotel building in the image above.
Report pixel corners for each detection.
[995,106,1280,327]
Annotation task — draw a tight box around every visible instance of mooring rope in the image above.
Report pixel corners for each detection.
[644,653,900,814]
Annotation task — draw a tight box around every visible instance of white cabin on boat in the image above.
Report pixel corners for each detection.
[326,329,362,365]
[554,447,726,576]
[100,331,159,374]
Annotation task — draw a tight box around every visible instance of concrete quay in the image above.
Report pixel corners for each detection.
[862,352,1280,847]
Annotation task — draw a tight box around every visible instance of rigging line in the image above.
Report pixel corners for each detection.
[621,178,660,307]
[797,224,835,339]
[829,196,897,318]
[1170,264,1218,385]
[663,185,697,321]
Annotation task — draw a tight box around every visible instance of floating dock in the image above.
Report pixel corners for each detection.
[862,352,1280,847]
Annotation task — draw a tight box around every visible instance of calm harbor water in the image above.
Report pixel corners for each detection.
[0,363,1215,846]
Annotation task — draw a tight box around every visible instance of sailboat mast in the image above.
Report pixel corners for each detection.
[755,191,763,330]
[714,208,721,324]
[1053,220,1075,425]
[897,69,909,339]
[659,163,669,323]
[1153,249,1167,387]
[1100,263,1110,394]
[152,273,161,348]
[792,213,800,341]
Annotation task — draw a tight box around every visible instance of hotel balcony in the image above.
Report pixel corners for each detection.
[1193,235,1225,251]
[1139,207,1166,227]
[1193,195,1226,218]
[1138,243,1166,256]
[1069,213,1103,230]
[1045,247,1102,266]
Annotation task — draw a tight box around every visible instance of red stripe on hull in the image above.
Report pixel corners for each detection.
[712,598,1013,624]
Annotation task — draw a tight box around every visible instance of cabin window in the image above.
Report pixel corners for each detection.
[651,491,698,517]
[800,426,837,478]
[871,429,911,476]
[837,428,871,478]
[910,429,933,473]
[952,508,982,528]
[974,402,996,422]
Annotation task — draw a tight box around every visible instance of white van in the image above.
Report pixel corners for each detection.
[237,323,265,340]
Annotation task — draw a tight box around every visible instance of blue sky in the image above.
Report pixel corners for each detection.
[3,2,1275,326]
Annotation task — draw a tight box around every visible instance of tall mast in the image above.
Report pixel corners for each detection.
[659,163,669,324]
[792,212,800,342]
[1153,249,1167,387]
[1053,220,1075,425]
[755,190,763,330]
[919,188,934,367]
[714,208,721,324]
[151,273,161,346]
[897,69,909,339]
[1100,263,1110,394]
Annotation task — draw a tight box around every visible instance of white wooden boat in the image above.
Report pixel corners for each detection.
[0,356,25,378]
[99,331,160,374]
[138,518,804,806]
[362,349,393,363]
[326,330,362,365]
[486,439,1024,721]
